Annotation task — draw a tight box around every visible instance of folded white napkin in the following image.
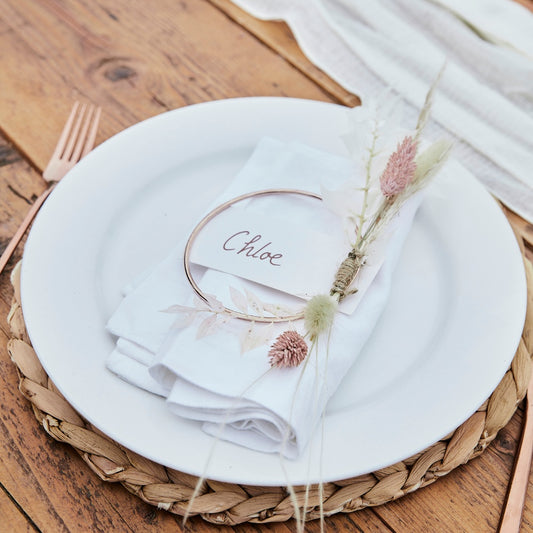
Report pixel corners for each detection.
[231,0,533,223]
[106,138,420,458]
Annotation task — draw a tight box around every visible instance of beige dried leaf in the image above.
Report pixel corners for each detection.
[240,322,273,354]
[171,312,196,329]
[204,294,225,313]
[244,288,264,317]
[196,314,218,339]
[230,286,248,313]
[163,304,196,314]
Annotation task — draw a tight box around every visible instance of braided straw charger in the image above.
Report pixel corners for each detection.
[6,255,533,525]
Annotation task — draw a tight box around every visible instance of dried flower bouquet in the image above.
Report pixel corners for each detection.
[270,69,452,367]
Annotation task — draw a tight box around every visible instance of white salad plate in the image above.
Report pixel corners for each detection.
[21,97,526,485]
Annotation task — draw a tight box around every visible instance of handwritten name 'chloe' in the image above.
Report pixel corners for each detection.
[223,231,283,266]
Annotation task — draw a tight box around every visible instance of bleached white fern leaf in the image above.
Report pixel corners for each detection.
[196,314,219,339]
[171,312,197,330]
[203,293,225,313]
[244,288,264,317]
[230,286,248,313]
[162,304,197,314]
[240,322,274,354]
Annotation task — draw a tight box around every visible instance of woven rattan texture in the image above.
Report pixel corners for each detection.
[6,257,533,525]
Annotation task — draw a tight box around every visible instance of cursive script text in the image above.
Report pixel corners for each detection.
[223,231,283,266]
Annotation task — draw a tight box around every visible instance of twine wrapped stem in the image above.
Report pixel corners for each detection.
[330,249,365,301]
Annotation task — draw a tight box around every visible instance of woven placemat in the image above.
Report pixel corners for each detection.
[6,255,533,525]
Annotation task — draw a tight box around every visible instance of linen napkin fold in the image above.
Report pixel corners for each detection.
[230,0,533,223]
[106,137,421,458]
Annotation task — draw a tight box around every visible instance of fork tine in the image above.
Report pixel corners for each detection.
[50,101,80,159]
[81,106,101,158]
[62,102,87,160]
[70,104,95,163]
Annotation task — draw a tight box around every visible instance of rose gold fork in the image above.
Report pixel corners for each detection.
[499,373,533,533]
[0,102,101,274]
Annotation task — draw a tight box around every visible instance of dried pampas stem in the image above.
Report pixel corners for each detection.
[380,136,417,198]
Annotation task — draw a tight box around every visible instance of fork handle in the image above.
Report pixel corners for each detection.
[0,185,54,275]
[499,393,533,533]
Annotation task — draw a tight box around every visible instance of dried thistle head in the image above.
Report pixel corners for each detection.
[380,136,417,198]
[269,331,308,368]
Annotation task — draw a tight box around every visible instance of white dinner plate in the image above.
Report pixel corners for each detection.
[21,97,526,485]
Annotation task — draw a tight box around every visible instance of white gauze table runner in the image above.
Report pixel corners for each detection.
[231,0,533,223]
[106,138,420,458]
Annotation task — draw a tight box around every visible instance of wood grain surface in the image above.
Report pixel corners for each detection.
[0,1,532,531]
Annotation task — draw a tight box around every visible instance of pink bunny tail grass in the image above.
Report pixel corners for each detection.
[269,331,308,368]
[380,136,418,198]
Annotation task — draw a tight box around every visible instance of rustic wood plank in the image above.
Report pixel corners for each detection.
[375,410,533,532]
[0,297,200,532]
[208,0,361,108]
[0,483,36,533]
[0,137,46,274]
[0,0,336,172]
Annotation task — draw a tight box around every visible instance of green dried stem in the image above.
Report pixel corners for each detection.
[354,120,380,250]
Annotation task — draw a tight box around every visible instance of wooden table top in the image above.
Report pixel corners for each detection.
[1,1,533,531]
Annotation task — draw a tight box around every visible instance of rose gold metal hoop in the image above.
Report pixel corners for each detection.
[183,188,322,323]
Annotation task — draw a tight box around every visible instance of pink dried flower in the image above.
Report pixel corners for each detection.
[380,136,417,198]
[268,331,308,368]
